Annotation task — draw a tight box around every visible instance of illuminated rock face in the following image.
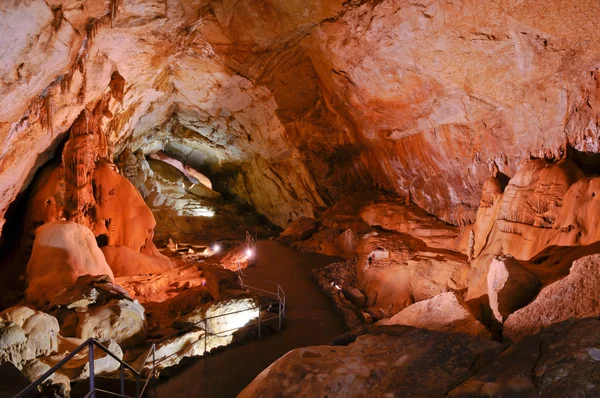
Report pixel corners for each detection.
[24,109,171,279]
[0,306,59,368]
[1,0,599,232]
[503,254,600,343]
[25,221,115,305]
[77,299,147,348]
[486,255,540,324]
[464,159,600,304]
[377,292,491,339]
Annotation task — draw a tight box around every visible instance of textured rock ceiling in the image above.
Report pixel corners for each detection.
[1,0,599,231]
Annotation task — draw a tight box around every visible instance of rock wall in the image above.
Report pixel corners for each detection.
[0,0,599,232]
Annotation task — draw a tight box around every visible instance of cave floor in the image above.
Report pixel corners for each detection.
[143,240,346,398]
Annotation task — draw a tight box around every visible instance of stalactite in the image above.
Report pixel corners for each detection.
[11,0,124,149]
[109,0,123,28]
[59,109,112,226]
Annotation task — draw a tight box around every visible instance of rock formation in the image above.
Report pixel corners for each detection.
[239,325,505,398]
[24,108,172,282]
[25,221,115,305]
[377,292,491,339]
[2,0,600,396]
[504,254,600,343]
[487,255,541,324]
[1,0,600,234]
[0,307,59,368]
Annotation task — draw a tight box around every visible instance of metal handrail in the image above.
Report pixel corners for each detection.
[15,338,144,398]
[15,271,286,398]
[142,274,286,372]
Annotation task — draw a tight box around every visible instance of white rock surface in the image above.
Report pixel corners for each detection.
[77,299,147,348]
[0,307,59,367]
[25,221,115,305]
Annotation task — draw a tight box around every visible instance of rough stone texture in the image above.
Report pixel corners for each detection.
[279,217,317,242]
[461,159,600,309]
[0,307,60,362]
[0,307,59,371]
[134,329,231,376]
[239,325,505,398]
[76,299,147,348]
[487,255,541,323]
[504,254,600,343]
[20,108,172,282]
[1,0,600,234]
[356,233,470,316]
[377,292,491,339]
[450,318,600,397]
[25,221,115,305]
[49,274,131,311]
[312,258,365,330]
[32,336,122,382]
[21,359,71,396]
[0,321,28,368]
[203,266,242,300]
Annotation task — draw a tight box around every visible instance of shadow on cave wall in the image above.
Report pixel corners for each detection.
[569,147,600,176]
[0,138,66,310]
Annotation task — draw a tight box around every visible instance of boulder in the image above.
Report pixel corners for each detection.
[239,325,504,397]
[49,274,131,310]
[450,317,600,397]
[342,287,366,308]
[33,336,123,382]
[0,322,27,368]
[504,254,600,342]
[279,217,317,242]
[203,267,242,300]
[25,221,115,305]
[136,329,205,375]
[487,255,541,323]
[21,359,71,396]
[377,292,491,339]
[77,299,147,348]
[0,307,59,366]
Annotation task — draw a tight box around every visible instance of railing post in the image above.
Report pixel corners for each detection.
[88,340,95,398]
[258,308,261,339]
[136,373,140,398]
[278,301,282,332]
[204,319,208,354]
[120,363,125,397]
[152,345,156,379]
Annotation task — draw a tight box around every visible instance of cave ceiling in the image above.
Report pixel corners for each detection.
[1,0,599,229]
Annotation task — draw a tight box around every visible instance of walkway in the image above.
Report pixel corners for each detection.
[146,240,346,397]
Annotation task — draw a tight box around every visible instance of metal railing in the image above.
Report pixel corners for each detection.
[15,338,144,398]
[15,271,285,398]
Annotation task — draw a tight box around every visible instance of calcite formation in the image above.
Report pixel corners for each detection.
[2,0,600,395]
[1,0,599,233]
[25,221,115,305]
[24,108,171,281]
